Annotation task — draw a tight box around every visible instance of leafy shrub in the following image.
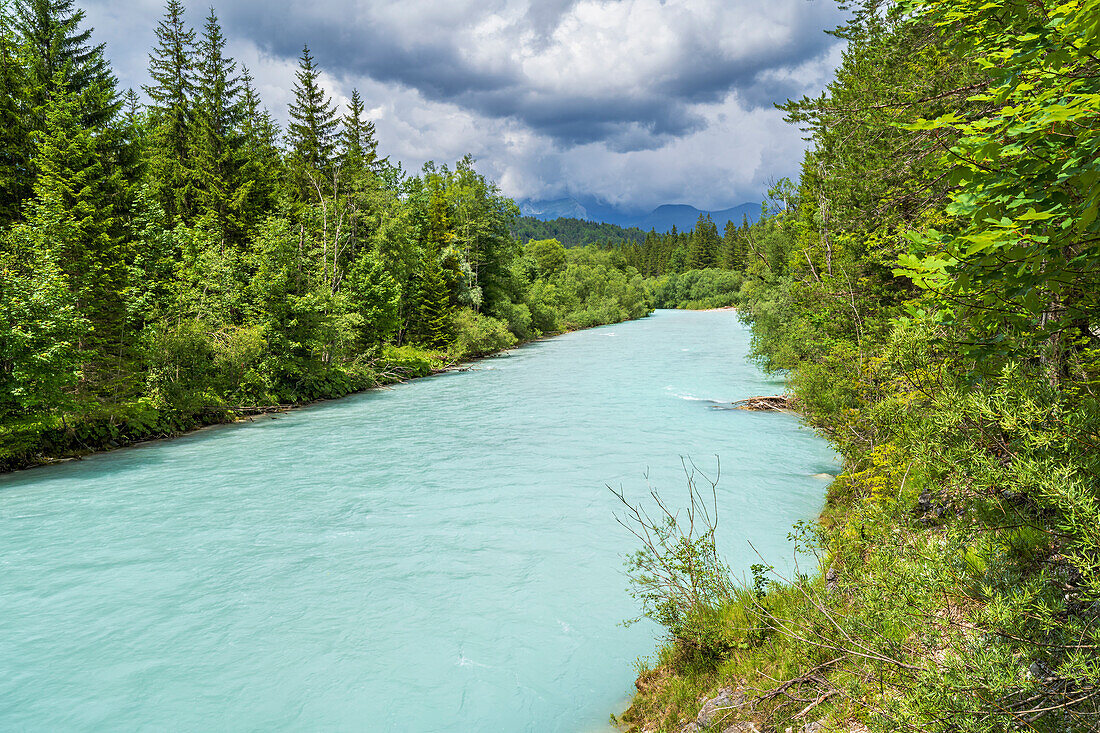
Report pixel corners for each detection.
[450,308,517,360]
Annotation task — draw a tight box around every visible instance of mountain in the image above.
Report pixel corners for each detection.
[637,203,759,233]
[516,197,760,233]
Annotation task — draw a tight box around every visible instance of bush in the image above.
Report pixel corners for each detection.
[450,308,517,360]
[645,268,743,309]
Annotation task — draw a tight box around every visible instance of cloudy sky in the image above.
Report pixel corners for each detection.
[81,0,846,213]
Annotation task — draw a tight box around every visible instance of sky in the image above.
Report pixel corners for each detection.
[81,0,847,214]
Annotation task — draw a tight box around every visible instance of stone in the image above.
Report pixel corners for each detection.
[720,723,760,733]
[801,721,826,733]
[696,687,746,728]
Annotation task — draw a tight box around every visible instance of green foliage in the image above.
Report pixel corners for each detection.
[0,225,84,417]
[0,3,660,471]
[510,215,648,248]
[144,0,196,225]
[646,268,743,310]
[895,0,1100,383]
[450,308,517,360]
[625,1,1100,730]
[286,44,337,190]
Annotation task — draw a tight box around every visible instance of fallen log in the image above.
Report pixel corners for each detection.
[727,395,794,411]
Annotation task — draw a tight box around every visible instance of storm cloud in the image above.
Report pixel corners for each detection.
[80,0,847,212]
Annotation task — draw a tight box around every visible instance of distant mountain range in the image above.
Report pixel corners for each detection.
[516,197,760,233]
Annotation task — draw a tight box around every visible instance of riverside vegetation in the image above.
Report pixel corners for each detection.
[614,0,1100,731]
[3,0,734,469]
[0,0,757,471]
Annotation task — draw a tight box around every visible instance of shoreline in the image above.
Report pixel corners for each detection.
[2,317,649,475]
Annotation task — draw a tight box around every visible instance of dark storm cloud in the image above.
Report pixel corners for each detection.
[79,0,847,209]
[119,0,844,150]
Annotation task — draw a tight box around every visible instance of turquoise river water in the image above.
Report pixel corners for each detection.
[0,309,837,732]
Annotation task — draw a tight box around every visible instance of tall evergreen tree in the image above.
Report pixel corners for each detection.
[0,0,31,224]
[287,44,337,192]
[686,213,719,269]
[193,8,244,244]
[338,89,379,175]
[236,65,281,231]
[416,251,453,349]
[144,0,195,224]
[30,74,124,350]
[15,0,118,128]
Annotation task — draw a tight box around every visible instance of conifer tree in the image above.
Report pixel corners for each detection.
[16,0,118,129]
[193,8,244,244]
[30,74,124,346]
[721,220,742,270]
[144,0,195,224]
[417,251,453,349]
[0,1,30,224]
[686,213,718,269]
[236,66,281,231]
[338,89,379,175]
[287,44,338,193]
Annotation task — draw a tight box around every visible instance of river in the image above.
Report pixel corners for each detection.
[0,309,837,731]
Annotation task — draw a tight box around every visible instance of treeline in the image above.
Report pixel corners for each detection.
[511,211,764,280]
[509,216,647,248]
[0,0,650,468]
[622,0,1100,730]
[605,212,758,277]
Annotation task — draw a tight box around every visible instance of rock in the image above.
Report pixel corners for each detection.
[679,723,702,733]
[697,687,746,728]
[825,567,839,592]
[801,721,826,733]
[913,489,948,525]
[720,724,760,733]
[1027,660,1052,682]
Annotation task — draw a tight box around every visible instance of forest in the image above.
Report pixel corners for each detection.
[509,215,648,248]
[619,0,1100,730]
[10,0,1097,726]
[0,0,697,469]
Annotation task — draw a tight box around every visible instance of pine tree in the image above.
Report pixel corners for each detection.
[338,89,379,175]
[721,220,741,270]
[686,213,718,269]
[287,44,337,193]
[16,0,118,129]
[144,0,195,224]
[236,66,281,232]
[417,251,453,349]
[0,0,30,224]
[30,74,124,347]
[192,8,245,244]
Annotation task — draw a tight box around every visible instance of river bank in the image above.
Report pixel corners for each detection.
[0,310,836,732]
[0,318,643,474]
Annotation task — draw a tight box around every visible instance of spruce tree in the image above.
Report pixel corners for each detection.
[721,220,741,270]
[144,0,195,224]
[236,66,281,231]
[0,1,30,224]
[193,8,244,244]
[338,89,379,175]
[287,44,338,192]
[30,74,124,347]
[16,0,118,129]
[417,252,453,349]
[686,213,718,270]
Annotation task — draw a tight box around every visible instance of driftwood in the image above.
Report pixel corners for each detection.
[725,395,795,411]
